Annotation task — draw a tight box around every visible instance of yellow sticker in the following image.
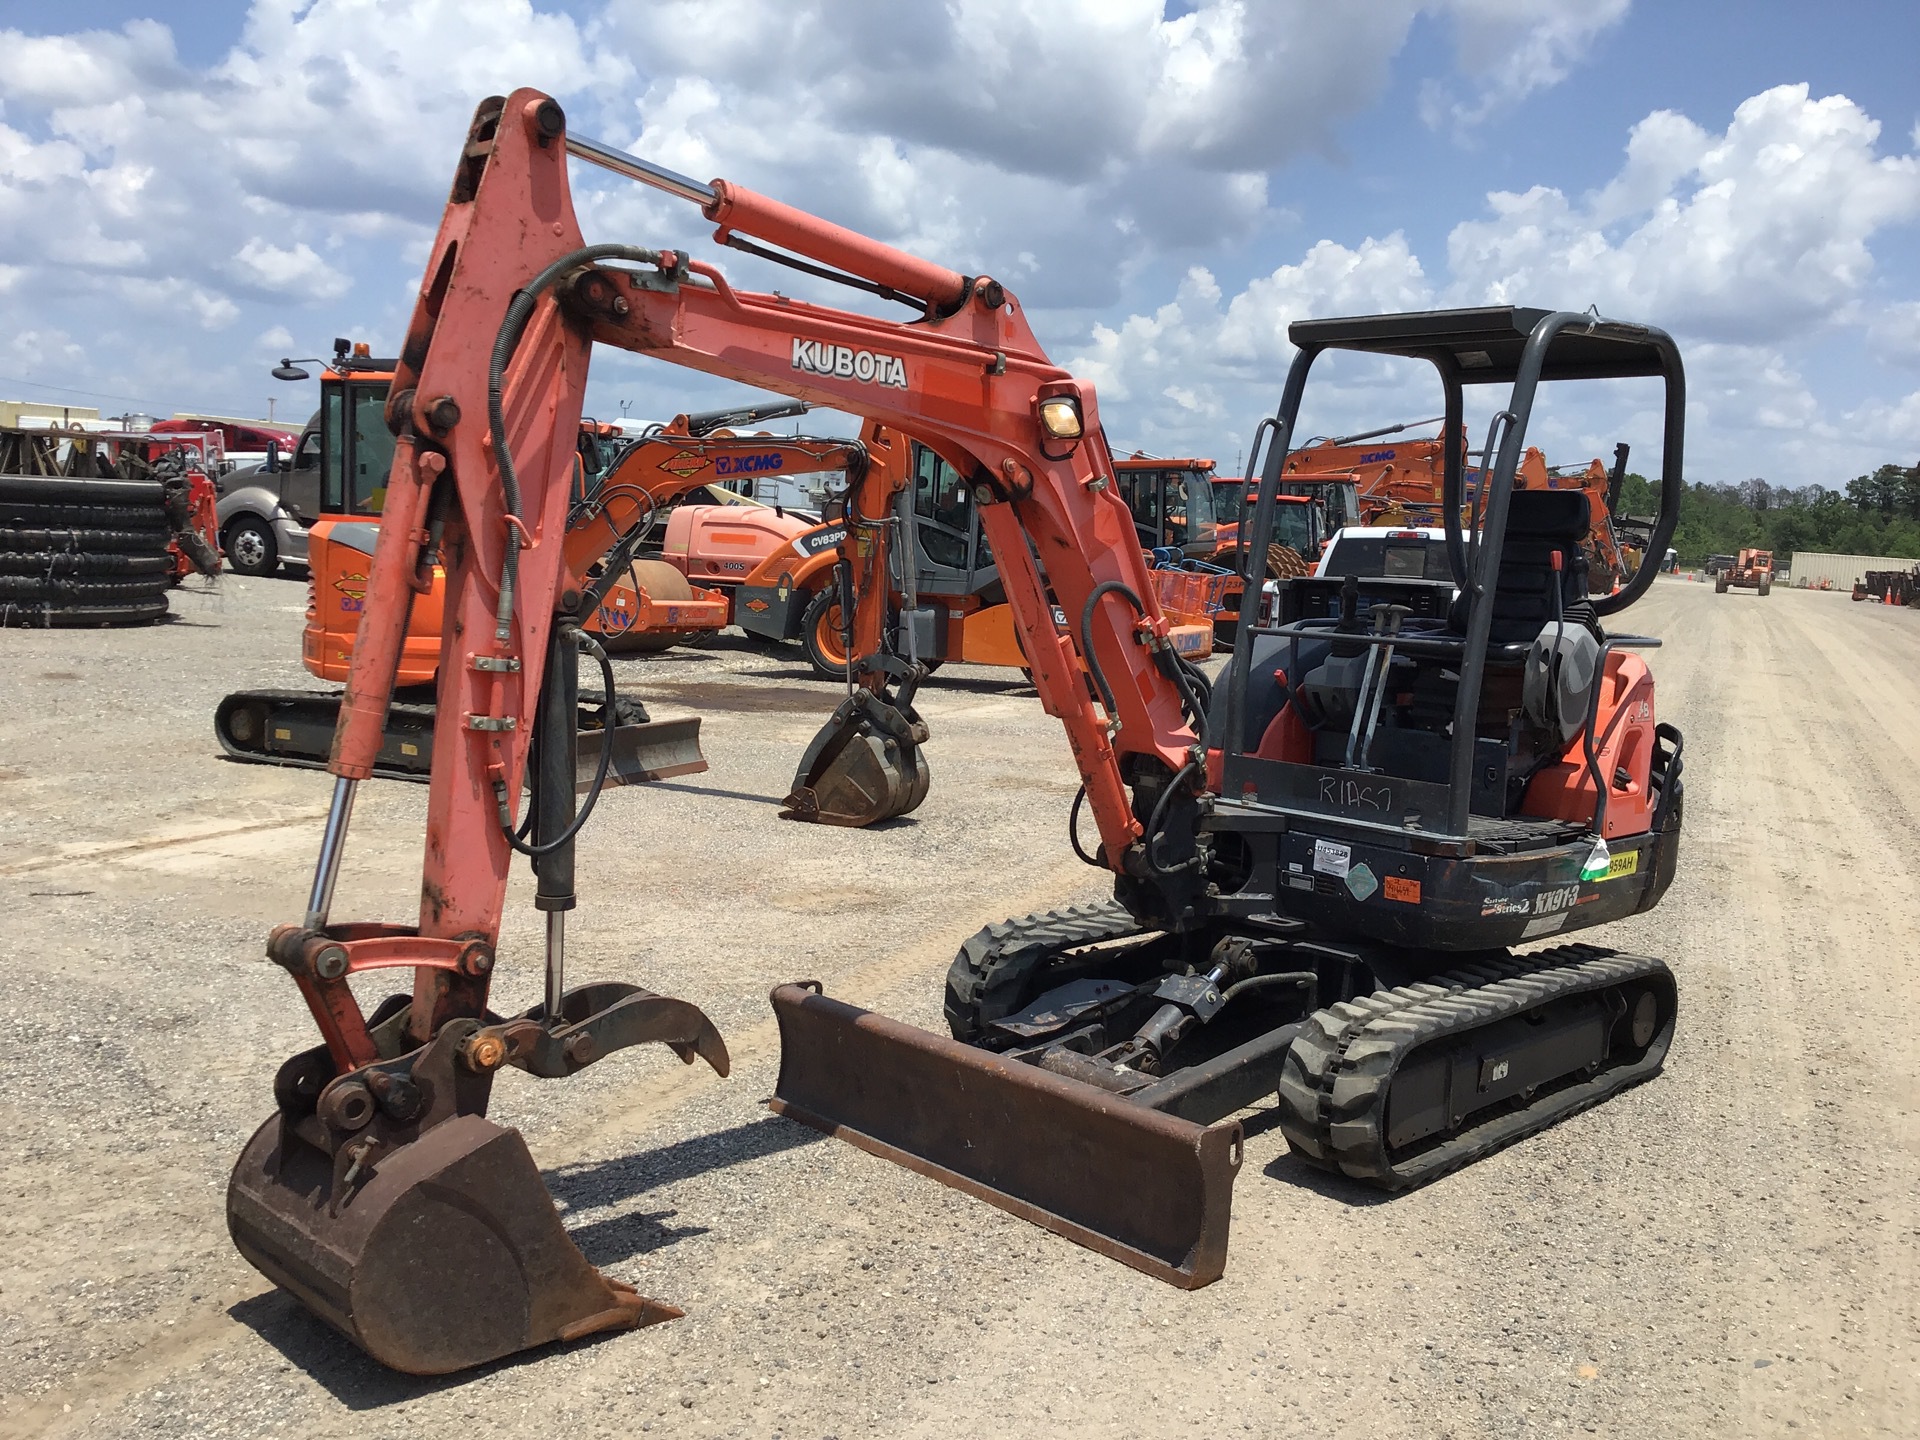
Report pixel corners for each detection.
[1599,850,1639,882]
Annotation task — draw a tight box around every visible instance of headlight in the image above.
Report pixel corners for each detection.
[1038,395,1083,440]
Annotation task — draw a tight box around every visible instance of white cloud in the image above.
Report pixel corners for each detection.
[1068,236,1431,449]
[1868,300,1920,366]
[1065,85,1920,484]
[229,239,351,301]
[1843,389,1920,453]
[1421,0,1632,133]
[1445,85,1920,342]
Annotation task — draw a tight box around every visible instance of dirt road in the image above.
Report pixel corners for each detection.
[1,574,1915,1438]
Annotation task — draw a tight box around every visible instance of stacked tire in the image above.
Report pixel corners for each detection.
[0,475,173,627]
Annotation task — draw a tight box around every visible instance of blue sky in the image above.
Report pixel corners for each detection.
[0,1,1915,486]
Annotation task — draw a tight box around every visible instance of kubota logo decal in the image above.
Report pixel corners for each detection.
[792,338,908,389]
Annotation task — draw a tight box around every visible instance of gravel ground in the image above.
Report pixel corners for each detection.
[1,573,1915,1439]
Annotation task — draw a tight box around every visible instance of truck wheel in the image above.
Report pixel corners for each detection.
[1758,580,1771,596]
[224,515,279,577]
[1714,574,1729,594]
[801,586,850,679]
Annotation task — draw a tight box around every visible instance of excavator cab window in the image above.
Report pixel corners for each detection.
[1177,469,1222,547]
[910,442,973,572]
[1271,501,1317,558]
[320,380,398,516]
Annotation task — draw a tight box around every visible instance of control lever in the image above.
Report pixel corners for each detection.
[1346,603,1411,771]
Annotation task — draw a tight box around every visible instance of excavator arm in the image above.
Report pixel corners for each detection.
[230,88,1222,1374]
[565,230,1203,869]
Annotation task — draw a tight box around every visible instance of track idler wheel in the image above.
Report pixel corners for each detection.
[229,1113,676,1374]
[782,685,929,826]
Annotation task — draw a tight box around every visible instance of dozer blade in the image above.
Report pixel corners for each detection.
[577,714,707,790]
[781,689,929,826]
[216,689,706,790]
[767,983,1241,1288]
[228,1111,676,1375]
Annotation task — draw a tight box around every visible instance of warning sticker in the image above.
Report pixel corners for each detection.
[1312,839,1351,878]
[1383,875,1422,904]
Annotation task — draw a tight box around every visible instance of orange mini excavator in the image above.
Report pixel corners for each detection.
[229,90,1685,1375]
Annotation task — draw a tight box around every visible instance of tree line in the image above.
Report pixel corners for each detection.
[1616,463,1920,567]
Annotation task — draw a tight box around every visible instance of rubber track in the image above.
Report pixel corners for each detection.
[0,596,169,628]
[0,551,172,577]
[1276,943,1675,1190]
[0,527,172,554]
[0,503,173,531]
[0,574,170,602]
[943,898,1145,1042]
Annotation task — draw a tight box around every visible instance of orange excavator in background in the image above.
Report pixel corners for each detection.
[227,91,1685,1375]
[1115,452,1354,643]
[745,422,1216,686]
[212,398,880,777]
[1282,418,1643,593]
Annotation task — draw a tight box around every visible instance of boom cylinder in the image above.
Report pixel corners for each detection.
[562,131,970,314]
[332,444,442,779]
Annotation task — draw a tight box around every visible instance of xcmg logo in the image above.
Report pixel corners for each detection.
[1358,449,1396,464]
[715,452,784,476]
[792,338,908,389]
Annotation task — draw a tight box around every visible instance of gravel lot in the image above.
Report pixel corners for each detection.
[1,573,1915,1439]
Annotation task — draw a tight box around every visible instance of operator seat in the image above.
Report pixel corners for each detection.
[1439,489,1605,772]
[1447,488,1594,643]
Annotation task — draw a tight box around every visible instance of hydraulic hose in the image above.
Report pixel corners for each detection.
[497,629,618,858]
[488,242,666,643]
[1079,579,1144,723]
[1068,784,1102,867]
[1145,758,1204,875]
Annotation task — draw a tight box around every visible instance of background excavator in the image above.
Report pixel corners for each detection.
[750,421,1217,693]
[1280,418,1645,593]
[211,393,883,778]
[227,90,1682,1375]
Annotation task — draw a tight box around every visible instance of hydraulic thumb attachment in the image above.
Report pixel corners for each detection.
[781,653,930,826]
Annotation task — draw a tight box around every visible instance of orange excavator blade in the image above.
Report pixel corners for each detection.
[767,983,1242,1287]
[781,689,930,826]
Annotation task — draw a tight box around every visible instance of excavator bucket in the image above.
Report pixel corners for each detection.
[767,983,1242,1287]
[228,1112,676,1375]
[229,986,729,1375]
[781,689,929,826]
